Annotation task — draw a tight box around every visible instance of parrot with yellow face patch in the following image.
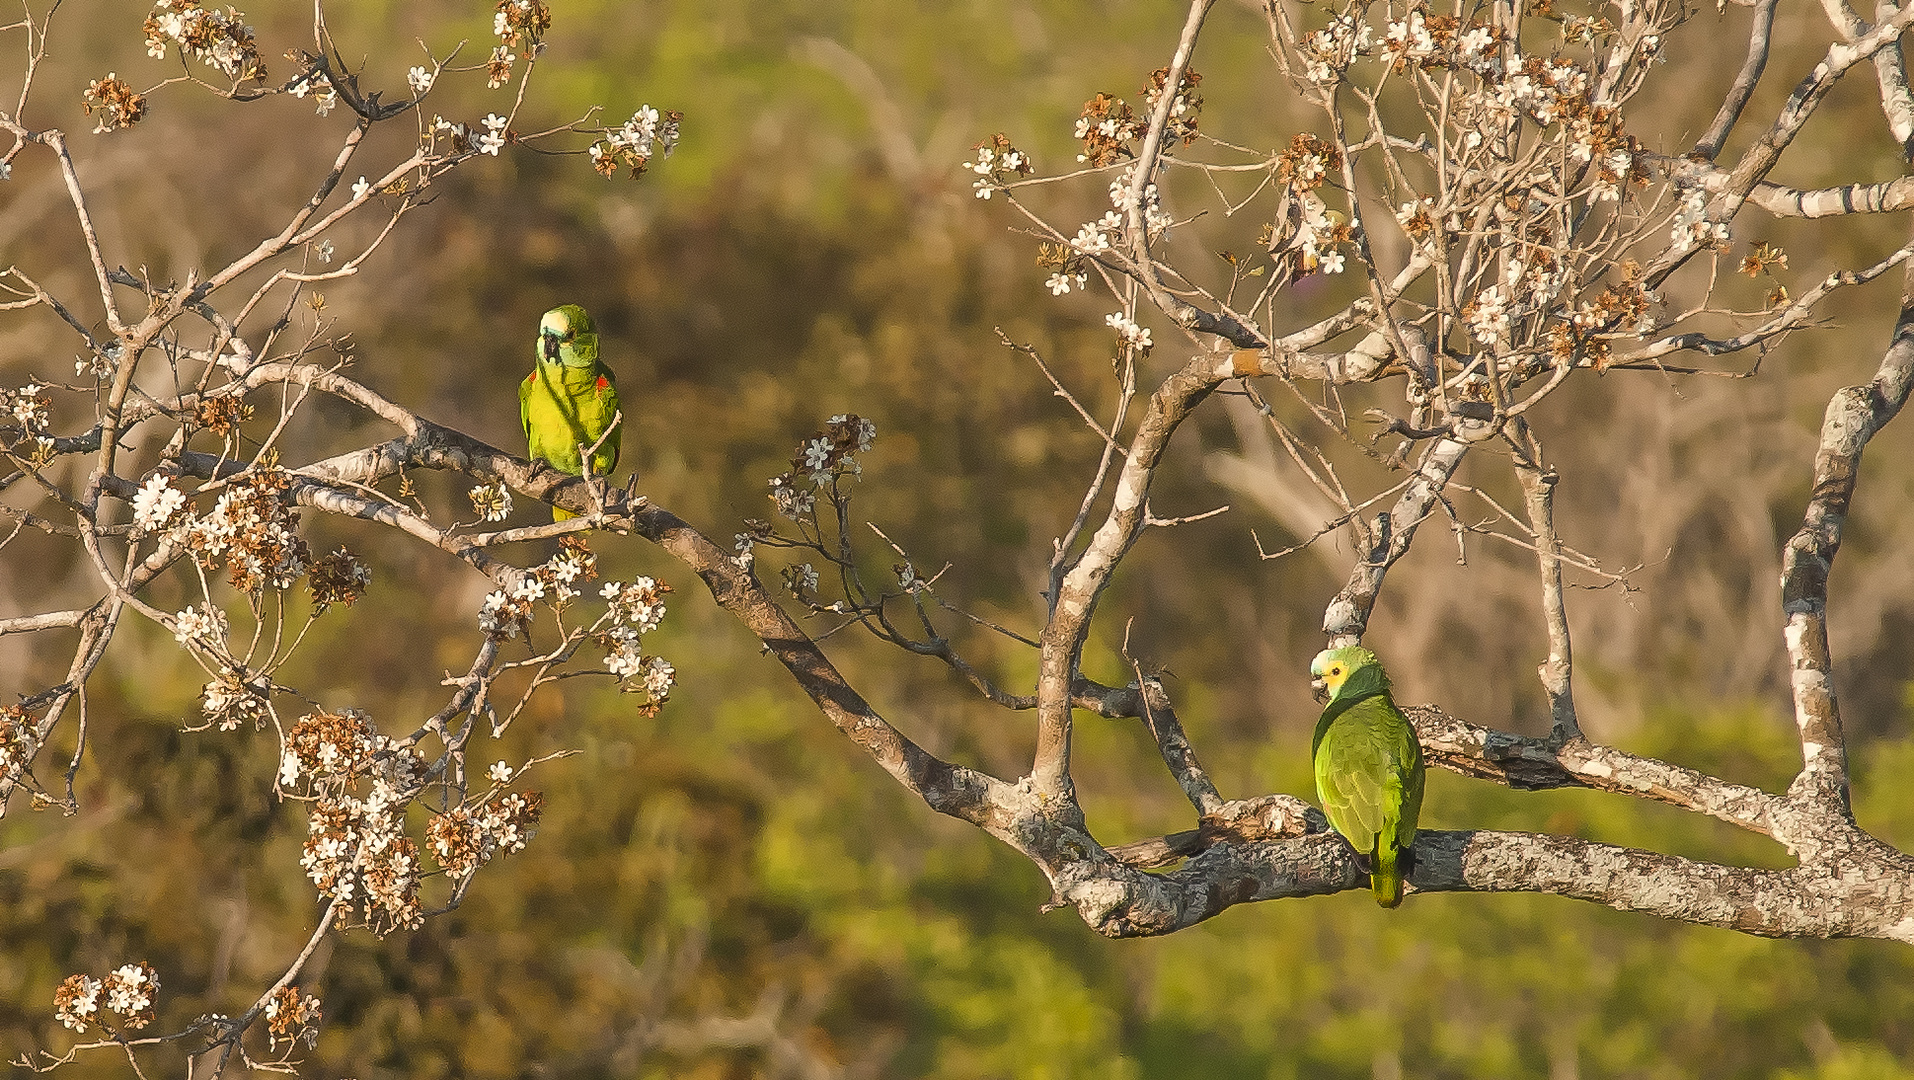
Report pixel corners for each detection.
[520,304,620,521]
[1310,645,1425,907]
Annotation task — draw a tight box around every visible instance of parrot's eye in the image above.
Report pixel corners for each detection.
[1330,666,1342,676]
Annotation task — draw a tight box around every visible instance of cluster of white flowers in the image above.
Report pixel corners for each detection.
[768,474,816,519]
[287,71,337,116]
[1069,210,1124,256]
[1303,13,1376,83]
[601,577,671,699]
[1384,10,1439,62]
[142,0,258,77]
[171,603,227,647]
[1467,284,1512,346]
[468,480,513,522]
[601,577,667,633]
[602,631,663,682]
[478,580,535,638]
[589,106,683,176]
[964,142,1028,199]
[285,710,432,933]
[1045,270,1089,296]
[963,134,1034,197]
[964,142,1026,176]
[1455,26,1497,73]
[132,473,188,532]
[1492,59,1591,127]
[302,788,423,932]
[183,473,310,592]
[1105,312,1153,351]
[638,655,674,698]
[55,963,160,1034]
[1670,186,1729,251]
[279,708,380,788]
[615,105,679,156]
[478,113,509,156]
[1058,166,1172,283]
[732,532,755,570]
[539,546,591,604]
[6,382,48,432]
[426,790,543,877]
[201,671,265,731]
[105,964,158,1017]
[1505,254,1570,310]
[54,975,101,1032]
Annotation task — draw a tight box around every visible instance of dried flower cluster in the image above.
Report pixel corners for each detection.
[600,575,674,712]
[142,0,265,80]
[54,963,160,1034]
[183,469,311,593]
[0,705,36,780]
[307,546,371,612]
[963,133,1033,199]
[589,105,683,178]
[283,710,433,933]
[425,790,544,876]
[263,986,322,1051]
[1071,67,1202,168]
[485,0,550,88]
[81,73,146,133]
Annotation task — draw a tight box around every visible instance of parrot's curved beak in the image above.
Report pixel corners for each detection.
[541,330,561,361]
[1310,676,1328,704]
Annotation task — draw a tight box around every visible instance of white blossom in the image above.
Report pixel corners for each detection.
[171,604,227,647]
[132,474,187,532]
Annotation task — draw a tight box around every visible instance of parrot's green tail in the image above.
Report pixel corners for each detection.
[1371,844,1404,908]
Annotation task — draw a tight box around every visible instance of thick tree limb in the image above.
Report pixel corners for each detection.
[1778,271,1914,821]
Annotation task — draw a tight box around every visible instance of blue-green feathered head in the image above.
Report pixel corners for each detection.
[538,304,599,368]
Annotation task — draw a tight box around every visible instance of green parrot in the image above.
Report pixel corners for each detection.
[1310,645,1425,908]
[520,303,621,521]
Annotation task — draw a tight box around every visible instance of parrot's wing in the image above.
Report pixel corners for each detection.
[1395,708,1425,848]
[519,371,536,443]
[595,365,622,474]
[1315,711,1390,854]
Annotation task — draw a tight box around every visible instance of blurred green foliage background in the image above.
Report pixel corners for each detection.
[4,0,1914,1076]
